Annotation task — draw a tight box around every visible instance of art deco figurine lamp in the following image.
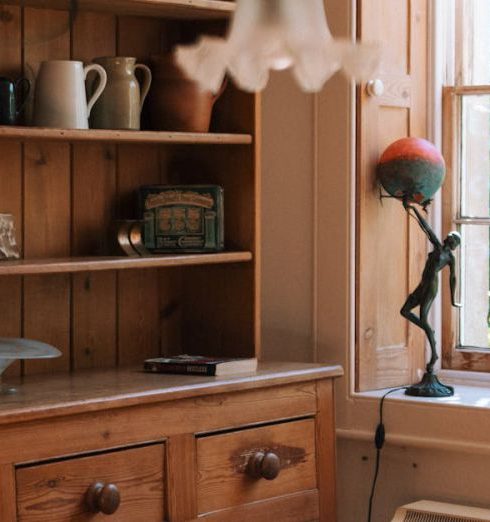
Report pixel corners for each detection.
[377,138,460,398]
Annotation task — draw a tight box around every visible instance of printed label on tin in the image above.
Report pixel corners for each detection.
[140,185,224,253]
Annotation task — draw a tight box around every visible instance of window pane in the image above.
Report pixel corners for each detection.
[460,94,490,218]
[459,225,490,349]
[458,0,490,85]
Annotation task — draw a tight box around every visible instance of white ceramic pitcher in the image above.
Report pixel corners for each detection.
[33,60,107,129]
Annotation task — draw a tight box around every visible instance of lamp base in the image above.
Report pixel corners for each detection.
[405,371,454,398]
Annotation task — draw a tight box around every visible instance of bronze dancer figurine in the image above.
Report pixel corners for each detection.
[401,200,461,397]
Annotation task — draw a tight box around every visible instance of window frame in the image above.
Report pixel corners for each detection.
[442,84,490,371]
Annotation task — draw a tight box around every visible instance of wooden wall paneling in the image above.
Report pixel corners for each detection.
[71,271,117,369]
[117,145,160,365]
[0,4,21,77]
[0,464,16,522]
[23,143,71,374]
[0,144,22,376]
[157,147,183,357]
[23,8,71,375]
[159,265,182,357]
[181,263,255,358]
[71,11,118,370]
[116,17,163,366]
[71,142,117,369]
[356,0,428,391]
[167,434,197,521]
[213,84,256,135]
[178,150,253,361]
[23,7,70,123]
[0,5,23,377]
[176,120,257,359]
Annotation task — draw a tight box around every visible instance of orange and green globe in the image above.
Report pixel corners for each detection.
[377,137,446,205]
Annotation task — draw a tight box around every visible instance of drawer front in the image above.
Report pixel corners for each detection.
[16,444,165,522]
[197,418,317,514]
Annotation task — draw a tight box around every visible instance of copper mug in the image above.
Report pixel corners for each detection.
[148,54,226,133]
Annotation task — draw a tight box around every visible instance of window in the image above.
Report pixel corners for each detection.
[442,0,490,370]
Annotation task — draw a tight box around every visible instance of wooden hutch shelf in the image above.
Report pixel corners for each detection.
[0,126,252,145]
[0,1,341,520]
[3,0,235,19]
[0,252,252,275]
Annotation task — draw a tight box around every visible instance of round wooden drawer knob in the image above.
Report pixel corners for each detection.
[86,482,121,515]
[247,451,281,480]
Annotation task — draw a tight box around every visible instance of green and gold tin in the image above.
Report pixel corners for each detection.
[140,185,224,253]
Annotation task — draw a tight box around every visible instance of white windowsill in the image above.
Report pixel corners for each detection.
[337,372,490,456]
[351,379,490,411]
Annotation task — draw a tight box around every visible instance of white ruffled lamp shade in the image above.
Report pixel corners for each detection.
[175,0,380,93]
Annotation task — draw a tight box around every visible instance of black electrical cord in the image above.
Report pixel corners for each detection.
[367,387,408,522]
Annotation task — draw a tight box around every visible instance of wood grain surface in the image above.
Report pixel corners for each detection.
[0,385,320,467]
[0,252,253,275]
[23,6,72,375]
[4,0,235,19]
[0,464,16,521]
[197,419,317,513]
[0,5,23,377]
[167,434,198,520]
[0,126,252,144]
[196,490,320,522]
[0,363,341,426]
[16,444,165,521]
[316,380,336,522]
[356,0,428,390]
[0,4,254,376]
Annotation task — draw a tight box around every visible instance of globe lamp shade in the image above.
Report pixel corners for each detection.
[175,0,380,93]
[377,138,446,206]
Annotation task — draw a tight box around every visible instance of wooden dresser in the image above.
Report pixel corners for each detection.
[0,363,342,521]
[0,0,343,520]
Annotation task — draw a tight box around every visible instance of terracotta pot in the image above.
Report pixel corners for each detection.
[148,54,225,133]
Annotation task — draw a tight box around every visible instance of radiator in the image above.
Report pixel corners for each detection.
[391,501,490,522]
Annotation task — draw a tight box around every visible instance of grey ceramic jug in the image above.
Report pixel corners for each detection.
[91,57,152,130]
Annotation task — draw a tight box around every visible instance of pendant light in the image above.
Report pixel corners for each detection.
[175,0,380,93]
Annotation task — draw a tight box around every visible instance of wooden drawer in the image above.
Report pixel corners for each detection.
[196,418,317,515]
[16,444,165,522]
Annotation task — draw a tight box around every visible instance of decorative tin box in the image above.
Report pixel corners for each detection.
[140,185,224,253]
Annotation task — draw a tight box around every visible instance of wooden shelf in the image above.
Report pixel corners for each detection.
[0,252,252,275]
[0,363,344,425]
[0,126,252,145]
[4,0,235,19]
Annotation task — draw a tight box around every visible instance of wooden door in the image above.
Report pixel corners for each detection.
[356,0,428,391]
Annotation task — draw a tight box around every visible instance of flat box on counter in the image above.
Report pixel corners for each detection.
[140,185,224,253]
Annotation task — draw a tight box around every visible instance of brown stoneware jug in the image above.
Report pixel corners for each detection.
[148,54,226,133]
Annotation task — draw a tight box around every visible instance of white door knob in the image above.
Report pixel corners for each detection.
[366,79,385,97]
